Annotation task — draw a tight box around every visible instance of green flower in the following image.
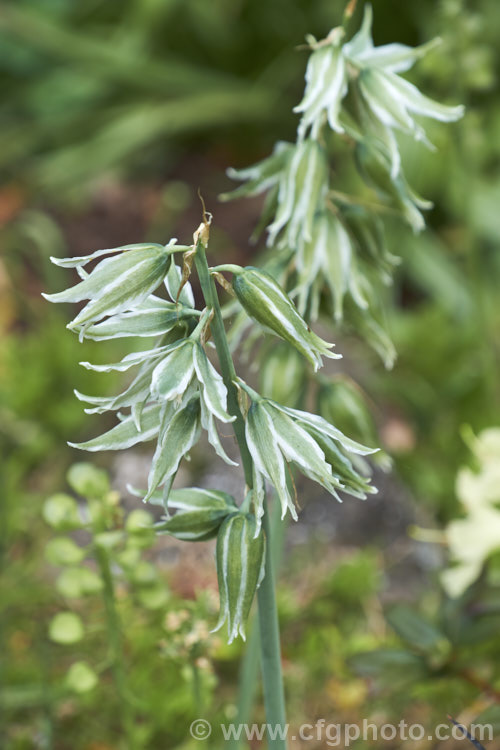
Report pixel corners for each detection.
[44,241,185,334]
[238,379,377,524]
[214,513,265,644]
[225,265,339,371]
[154,488,238,541]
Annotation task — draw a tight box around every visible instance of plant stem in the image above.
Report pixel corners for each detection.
[193,240,253,486]
[94,542,137,748]
[230,497,288,750]
[193,236,287,748]
[256,505,287,749]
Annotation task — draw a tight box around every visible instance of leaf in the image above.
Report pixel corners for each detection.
[43,494,81,530]
[350,649,427,683]
[214,513,265,643]
[45,538,85,566]
[386,605,447,652]
[65,662,98,693]
[80,340,183,372]
[263,403,343,499]
[275,403,377,455]
[355,38,441,74]
[200,398,238,467]
[49,612,84,644]
[75,359,156,417]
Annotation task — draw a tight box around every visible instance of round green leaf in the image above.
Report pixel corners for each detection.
[125,509,154,532]
[56,567,103,598]
[67,463,109,498]
[43,494,81,530]
[46,538,85,566]
[66,661,98,693]
[49,612,84,644]
[138,584,169,610]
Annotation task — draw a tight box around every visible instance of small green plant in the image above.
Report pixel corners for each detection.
[44,4,463,747]
[43,462,220,746]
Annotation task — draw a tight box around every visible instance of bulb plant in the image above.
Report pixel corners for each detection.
[44,4,463,747]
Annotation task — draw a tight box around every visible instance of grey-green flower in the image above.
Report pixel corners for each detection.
[238,379,377,524]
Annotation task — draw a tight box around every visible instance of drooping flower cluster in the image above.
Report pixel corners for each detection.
[221,5,464,365]
[45,242,238,507]
[237,378,377,529]
[46,223,379,641]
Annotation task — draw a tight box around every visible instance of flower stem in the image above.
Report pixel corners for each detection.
[193,236,287,748]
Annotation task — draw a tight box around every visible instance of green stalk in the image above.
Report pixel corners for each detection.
[193,239,253,486]
[230,496,288,750]
[193,236,287,749]
[94,540,137,748]
[256,505,287,749]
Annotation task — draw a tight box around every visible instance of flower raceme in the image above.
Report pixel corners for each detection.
[45,223,381,642]
[296,5,464,151]
[221,5,464,365]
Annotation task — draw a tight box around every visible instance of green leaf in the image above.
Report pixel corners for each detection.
[80,341,181,373]
[165,260,195,308]
[56,567,103,598]
[245,401,296,521]
[50,243,164,268]
[49,612,85,644]
[156,487,238,541]
[350,649,427,683]
[43,494,81,530]
[232,266,338,371]
[45,538,85,566]
[65,661,98,693]
[263,403,344,498]
[386,605,447,652]
[67,463,109,498]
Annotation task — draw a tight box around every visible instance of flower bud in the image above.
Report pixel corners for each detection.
[317,377,378,448]
[155,488,238,541]
[317,377,391,471]
[355,140,430,232]
[259,343,307,408]
[232,266,339,371]
[267,138,329,249]
[214,513,265,643]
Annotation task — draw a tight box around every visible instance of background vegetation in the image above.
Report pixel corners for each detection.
[2,0,500,747]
